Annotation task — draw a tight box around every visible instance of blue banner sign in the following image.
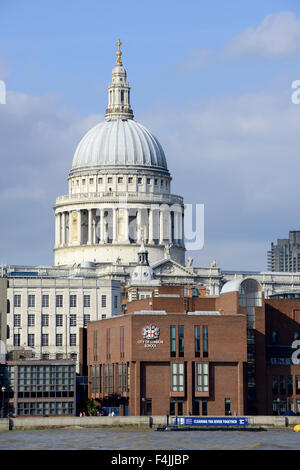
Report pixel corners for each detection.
[172,417,248,426]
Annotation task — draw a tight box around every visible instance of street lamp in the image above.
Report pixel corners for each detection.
[1,386,6,418]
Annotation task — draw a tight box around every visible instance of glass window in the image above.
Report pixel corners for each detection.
[83,295,90,308]
[14,294,21,307]
[101,295,107,308]
[83,315,90,327]
[28,334,35,347]
[195,326,201,357]
[56,295,63,308]
[42,334,48,346]
[14,334,20,347]
[170,326,176,357]
[203,326,208,357]
[42,314,49,327]
[14,314,21,327]
[56,334,63,347]
[56,315,63,327]
[69,315,76,327]
[70,295,77,308]
[42,295,49,308]
[28,314,35,327]
[272,376,278,395]
[196,363,209,392]
[178,326,184,357]
[70,334,76,346]
[171,363,184,392]
[28,295,35,308]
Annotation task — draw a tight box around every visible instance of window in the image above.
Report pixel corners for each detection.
[93,330,98,361]
[70,295,77,308]
[294,331,300,340]
[147,178,151,184]
[14,334,20,347]
[89,178,94,184]
[114,295,118,309]
[271,331,278,344]
[104,364,114,395]
[154,179,158,185]
[28,334,35,347]
[42,314,49,327]
[272,376,278,395]
[296,376,300,394]
[118,363,127,393]
[101,295,107,308]
[28,295,35,308]
[288,375,293,395]
[14,294,21,307]
[28,314,35,327]
[56,334,63,347]
[118,177,123,184]
[70,334,76,346]
[108,177,113,184]
[280,376,286,395]
[178,326,184,357]
[128,177,133,184]
[42,295,49,308]
[14,314,21,327]
[171,363,184,392]
[56,295,63,308]
[83,315,91,327]
[70,315,76,327]
[170,326,176,357]
[56,315,63,327]
[195,326,201,357]
[203,326,208,357]
[98,177,103,184]
[196,363,209,392]
[42,334,48,347]
[138,177,142,184]
[83,295,90,308]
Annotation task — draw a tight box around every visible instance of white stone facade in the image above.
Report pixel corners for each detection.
[6,273,120,371]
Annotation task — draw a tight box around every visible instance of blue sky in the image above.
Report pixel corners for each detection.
[1,0,300,270]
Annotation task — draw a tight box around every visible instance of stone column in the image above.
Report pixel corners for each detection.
[136,209,142,243]
[78,209,82,245]
[159,209,164,244]
[168,208,172,244]
[62,211,66,246]
[100,208,105,243]
[124,208,129,243]
[148,209,154,244]
[87,209,92,245]
[55,213,60,247]
[68,212,72,246]
[112,208,118,243]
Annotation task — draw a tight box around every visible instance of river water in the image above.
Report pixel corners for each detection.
[0,427,299,450]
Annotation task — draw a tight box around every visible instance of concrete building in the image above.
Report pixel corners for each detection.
[268,231,300,272]
[87,278,300,416]
[0,359,76,417]
[5,270,120,372]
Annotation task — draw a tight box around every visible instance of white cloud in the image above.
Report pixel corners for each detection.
[0,90,101,265]
[141,89,300,270]
[226,12,300,58]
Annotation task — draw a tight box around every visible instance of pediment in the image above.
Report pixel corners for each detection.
[152,259,195,277]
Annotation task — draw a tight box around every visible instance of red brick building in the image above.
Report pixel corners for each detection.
[86,278,300,416]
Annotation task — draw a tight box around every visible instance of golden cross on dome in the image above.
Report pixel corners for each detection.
[116,39,122,65]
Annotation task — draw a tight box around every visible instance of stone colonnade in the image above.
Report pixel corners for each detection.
[55,205,184,248]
